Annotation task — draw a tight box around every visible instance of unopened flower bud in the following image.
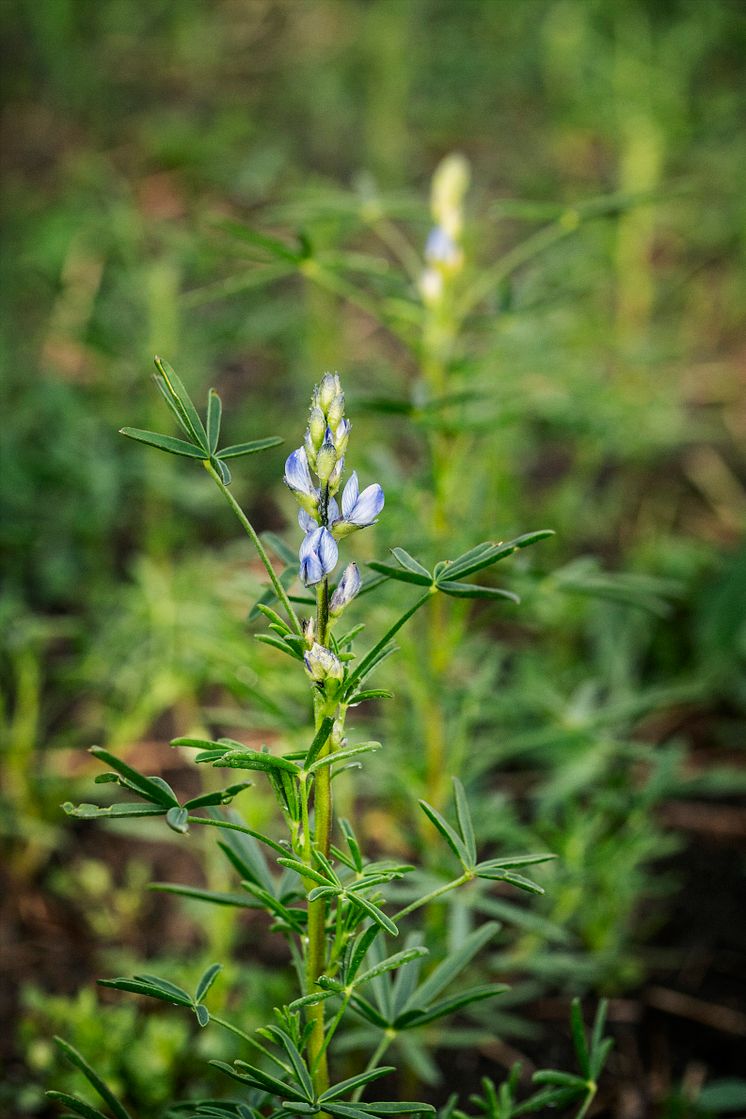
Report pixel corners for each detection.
[327,455,344,495]
[302,617,316,649]
[333,418,350,456]
[431,152,470,240]
[315,435,338,484]
[327,393,345,430]
[318,373,341,413]
[304,643,344,688]
[330,563,361,616]
[308,406,326,449]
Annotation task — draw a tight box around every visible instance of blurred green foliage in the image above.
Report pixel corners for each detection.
[2,0,745,1111]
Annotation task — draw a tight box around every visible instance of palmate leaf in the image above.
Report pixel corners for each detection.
[154,356,209,448]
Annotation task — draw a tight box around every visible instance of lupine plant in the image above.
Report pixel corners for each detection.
[52,361,611,1115]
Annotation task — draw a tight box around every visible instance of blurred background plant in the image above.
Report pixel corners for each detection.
[2,0,745,1115]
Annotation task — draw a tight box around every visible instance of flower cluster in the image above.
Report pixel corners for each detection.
[284,373,384,592]
[419,152,470,306]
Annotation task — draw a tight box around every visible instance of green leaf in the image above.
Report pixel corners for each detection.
[345,591,432,693]
[391,549,432,580]
[532,1071,588,1089]
[89,748,179,807]
[212,455,232,485]
[183,782,252,809]
[206,389,222,453]
[217,219,302,263]
[347,1105,435,1116]
[339,818,363,873]
[355,946,429,987]
[54,1037,132,1119]
[166,806,189,834]
[347,688,394,706]
[119,428,206,459]
[255,633,305,661]
[262,1026,314,1100]
[452,779,476,866]
[441,530,554,581]
[349,894,398,937]
[476,868,544,894]
[277,858,333,888]
[570,999,591,1078]
[367,561,433,587]
[320,1067,394,1101]
[194,1004,210,1027]
[476,853,555,871]
[150,882,260,908]
[397,983,507,1029]
[210,746,300,775]
[304,716,335,769]
[437,580,520,603]
[62,802,166,820]
[217,436,284,459]
[287,989,337,1011]
[230,1059,308,1101]
[45,1093,109,1119]
[154,356,209,449]
[195,963,222,1004]
[98,977,192,1006]
[418,800,470,866]
[401,923,499,1013]
[307,741,381,775]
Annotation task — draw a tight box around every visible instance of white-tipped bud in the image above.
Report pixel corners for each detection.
[327,392,345,430]
[304,642,344,688]
[329,563,361,617]
[333,418,350,456]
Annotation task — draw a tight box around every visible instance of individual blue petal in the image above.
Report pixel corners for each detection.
[284,447,315,497]
[348,483,385,526]
[317,526,339,574]
[327,496,340,525]
[298,508,317,533]
[298,526,338,586]
[341,472,359,519]
[425,226,459,266]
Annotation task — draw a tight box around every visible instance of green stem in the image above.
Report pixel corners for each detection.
[350,1033,394,1102]
[393,872,470,922]
[203,460,302,636]
[306,579,333,1094]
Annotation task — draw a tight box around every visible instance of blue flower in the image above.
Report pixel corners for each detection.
[284,447,319,513]
[330,563,361,616]
[332,472,384,538]
[299,525,338,586]
[425,226,460,268]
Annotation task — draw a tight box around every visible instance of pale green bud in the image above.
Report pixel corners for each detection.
[327,456,344,495]
[315,440,338,484]
[326,393,345,430]
[318,373,341,412]
[308,406,326,449]
[431,152,470,239]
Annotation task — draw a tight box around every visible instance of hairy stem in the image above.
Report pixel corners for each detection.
[306,578,333,1093]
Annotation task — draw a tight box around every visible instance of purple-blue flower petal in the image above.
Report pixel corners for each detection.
[341,472,359,519]
[284,447,315,497]
[348,483,384,526]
